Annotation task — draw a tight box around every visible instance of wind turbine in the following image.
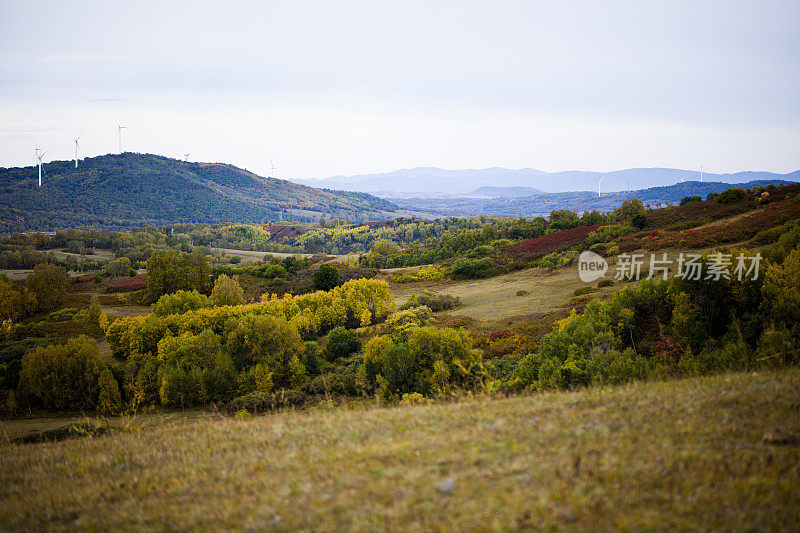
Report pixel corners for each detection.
[268,155,277,178]
[700,164,703,183]
[34,147,46,187]
[183,153,190,162]
[74,134,82,168]
[598,174,605,198]
[116,123,127,153]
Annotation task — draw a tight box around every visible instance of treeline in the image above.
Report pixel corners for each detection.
[508,236,800,391]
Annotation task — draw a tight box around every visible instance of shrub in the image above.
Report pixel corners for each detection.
[222,389,307,414]
[324,326,361,361]
[573,287,598,296]
[679,196,702,206]
[450,257,494,279]
[631,213,648,230]
[716,187,747,204]
[313,263,340,291]
[152,289,212,316]
[597,279,613,288]
[229,256,242,264]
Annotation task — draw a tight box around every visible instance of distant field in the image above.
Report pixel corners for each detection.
[1,370,798,531]
[389,246,755,323]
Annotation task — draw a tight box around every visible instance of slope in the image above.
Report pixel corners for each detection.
[0,153,397,232]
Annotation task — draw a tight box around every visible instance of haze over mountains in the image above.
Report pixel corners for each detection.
[291,167,800,197]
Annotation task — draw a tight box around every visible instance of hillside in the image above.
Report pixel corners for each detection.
[291,166,800,196]
[395,179,795,217]
[2,371,798,530]
[0,153,397,232]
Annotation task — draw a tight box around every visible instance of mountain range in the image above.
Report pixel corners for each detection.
[291,167,800,197]
[394,179,796,218]
[0,153,396,232]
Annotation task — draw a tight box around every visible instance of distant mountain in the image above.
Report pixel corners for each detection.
[0,153,396,232]
[394,179,796,218]
[291,167,800,196]
[466,186,543,198]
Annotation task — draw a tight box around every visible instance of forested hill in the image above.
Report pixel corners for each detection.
[0,153,397,232]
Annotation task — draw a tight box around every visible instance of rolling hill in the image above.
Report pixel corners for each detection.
[292,166,800,196]
[394,179,796,217]
[0,153,397,232]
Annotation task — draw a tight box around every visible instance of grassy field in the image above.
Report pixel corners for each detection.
[1,370,798,531]
[389,246,756,324]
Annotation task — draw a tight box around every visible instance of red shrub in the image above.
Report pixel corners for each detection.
[505,224,603,260]
[106,274,146,293]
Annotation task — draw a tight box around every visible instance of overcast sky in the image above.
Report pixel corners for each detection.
[0,0,798,179]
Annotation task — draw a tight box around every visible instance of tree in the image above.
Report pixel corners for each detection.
[104,257,132,277]
[324,326,361,361]
[18,336,105,409]
[145,250,212,303]
[152,289,212,316]
[549,209,580,231]
[26,264,69,312]
[313,263,340,291]
[211,274,245,306]
[0,275,36,321]
[614,198,646,221]
[762,247,800,327]
[224,314,304,387]
[97,369,121,414]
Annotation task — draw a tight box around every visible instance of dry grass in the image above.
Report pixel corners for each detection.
[1,370,798,531]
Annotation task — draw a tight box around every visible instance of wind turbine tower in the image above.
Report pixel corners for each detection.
[268,155,277,178]
[598,174,605,198]
[184,153,190,162]
[74,135,81,168]
[34,147,46,187]
[700,164,703,183]
[117,124,127,153]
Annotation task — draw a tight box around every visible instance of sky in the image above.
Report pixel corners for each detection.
[0,0,798,180]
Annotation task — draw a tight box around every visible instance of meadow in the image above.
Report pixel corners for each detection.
[1,370,798,530]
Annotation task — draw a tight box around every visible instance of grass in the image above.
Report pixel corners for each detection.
[1,370,798,531]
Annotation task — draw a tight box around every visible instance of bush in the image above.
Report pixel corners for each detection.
[151,289,212,316]
[324,326,361,361]
[631,213,648,230]
[222,389,307,414]
[716,187,747,204]
[229,256,242,264]
[313,263,340,291]
[450,257,494,279]
[597,279,614,288]
[679,195,702,206]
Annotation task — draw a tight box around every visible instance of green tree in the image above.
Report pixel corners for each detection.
[26,264,69,312]
[324,326,361,361]
[614,197,646,221]
[211,274,245,306]
[0,275,36,321]
[224,314,304,387]
[18,336,105,409]
[152,289,212,316]
[97,369,121,414]
[313,263,340,291]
